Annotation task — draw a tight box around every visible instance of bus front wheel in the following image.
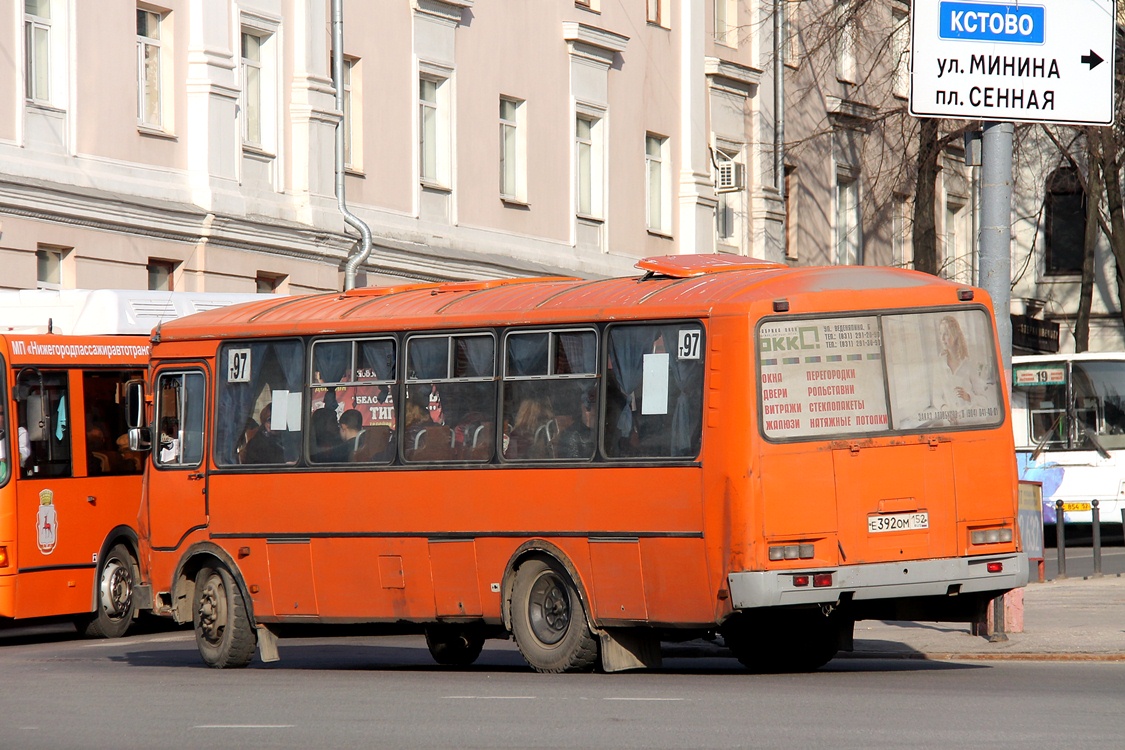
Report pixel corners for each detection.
[510,558,598,673]
[79,543,138,639]
[425,623,486,666]
[193,565,256,669]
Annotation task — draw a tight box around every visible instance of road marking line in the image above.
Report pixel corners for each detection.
[192,725,295,729]
[444,696,537,700]
[603,697,685,701]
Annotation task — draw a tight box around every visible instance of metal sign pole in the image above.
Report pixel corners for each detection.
[979,121,1014,382]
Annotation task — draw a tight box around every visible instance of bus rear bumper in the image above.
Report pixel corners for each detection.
[728,553,1029,610]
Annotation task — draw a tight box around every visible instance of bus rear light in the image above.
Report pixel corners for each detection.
[0,546,7,568]
[792,575,810,587]
[971,527,1013,545]
[813,573,833,588]
[987,562,1004,573]
[769,544,815,561]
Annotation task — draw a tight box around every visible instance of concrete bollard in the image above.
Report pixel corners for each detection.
[1092,499,1103,578]
[1055,499,1067,579]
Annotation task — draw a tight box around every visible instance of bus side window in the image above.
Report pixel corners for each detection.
[83,371,145,475]
[17,371,72,479]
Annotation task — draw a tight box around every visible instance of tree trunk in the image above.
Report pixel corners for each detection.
[1100,135,1125,331]
[1076,131,1102,352]
[913,118,942,275]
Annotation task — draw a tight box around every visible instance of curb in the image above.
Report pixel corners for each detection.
[844,651,1125,662]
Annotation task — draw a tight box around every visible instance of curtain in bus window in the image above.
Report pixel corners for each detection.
[408,337,448,380]
[883,309,1002,430]
[357,339,396,380]
[313,341,351,383]
[606,326,657,453]
[557,331,596,374]
[217,340,304,466]
[456,336,494,377]
[507,333,549,376]
[661,324,705,457]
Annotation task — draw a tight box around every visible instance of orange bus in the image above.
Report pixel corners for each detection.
[131,255,1027,672]
[1,290,263,637]
[0,333,150,636]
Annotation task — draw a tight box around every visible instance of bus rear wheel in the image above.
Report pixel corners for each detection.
[425,623,486,666]
[193,565,256,669]
[79,543,138,639]
[510,558,597,673]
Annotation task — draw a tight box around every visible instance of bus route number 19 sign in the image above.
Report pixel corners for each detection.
[909,0,1117,125]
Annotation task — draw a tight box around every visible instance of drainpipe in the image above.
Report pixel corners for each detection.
[334,0,372,291]
[773,1,785,196]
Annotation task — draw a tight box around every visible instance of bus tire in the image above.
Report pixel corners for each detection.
[510,558,598,673]
[425,623,486,666]
[193,565,256,669]
[79,543,138,639]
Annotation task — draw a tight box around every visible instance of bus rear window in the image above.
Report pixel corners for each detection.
[759,308,1002,440]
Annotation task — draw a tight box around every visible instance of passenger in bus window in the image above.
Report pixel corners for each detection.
[158,417,181,463]
[241,404,283,464]
[339,408,390,462]
[505,392,553,459]
[310,407,348,462]
[554,386,596,459]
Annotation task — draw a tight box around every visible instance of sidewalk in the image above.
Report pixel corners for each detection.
[850,574,1125,660]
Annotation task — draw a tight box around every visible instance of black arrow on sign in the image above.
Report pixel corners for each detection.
[1082,50,1104,70]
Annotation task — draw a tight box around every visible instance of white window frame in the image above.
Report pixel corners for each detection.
[575,108,605,221]
[646,134,671,235]
[336,55,361,169]
[714,144,744,248]
[835,171,861,265]
[783,0,800,67]
[24,0,52,104]
[892,195,913,269]
[36,247,66,291]
[714,0,736,47]
[892,7,909,99]
[239,16,279,155]
[836,0,857,84]
[419,68,452,188]
[137,7,164,129]
[500,97,527,202]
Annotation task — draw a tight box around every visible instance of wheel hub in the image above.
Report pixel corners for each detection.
[528,572,570,645]
[99,559,132,619]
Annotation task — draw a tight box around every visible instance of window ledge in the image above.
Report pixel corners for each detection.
[576,213,604,224]
[345,166,366,178]
[647,229,674,240]
[242,145,276,160]
[138,126,177,142]
[25,101,66,115]
[501,196,530,208]
[421,181,452,194]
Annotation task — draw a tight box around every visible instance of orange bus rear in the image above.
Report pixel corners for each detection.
[133,255,1027,672]
[1,334,150,636]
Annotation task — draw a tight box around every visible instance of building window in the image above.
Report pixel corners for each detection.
[241,31,264,147]
[256,272,286,294]
[784,165,798,260]
[147,259,176,291]
[835,173,861,265]
[500,97,526,202]
[647,0,663,26]
[575,113,604,219]
[714,0,735,46]
[892,8,909,98]
[1045,167,1085,275]
[646,134,670,234]
[782,0,799,66]
[137,8,163,128]
[25,0,51,103]
[715,146,743,246]
[892,195,912,269]
[836,0,857,83]
[945,199,970,282]
[36,247,66,290]
[419,74,451,187]
[332,55,359,168]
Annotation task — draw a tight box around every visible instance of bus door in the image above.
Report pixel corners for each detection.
[12,369,92,616]
[146,369,210,550]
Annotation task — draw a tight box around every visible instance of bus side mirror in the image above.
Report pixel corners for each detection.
[126,381,145,430]
[129,427,152,453]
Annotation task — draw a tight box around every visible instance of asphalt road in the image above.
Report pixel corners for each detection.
[1,628,1122,750]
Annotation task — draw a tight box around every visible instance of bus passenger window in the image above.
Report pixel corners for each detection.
[83,371,144,476]
[216,340,304,466]
[15,371,72,479]
[604,323,704,459]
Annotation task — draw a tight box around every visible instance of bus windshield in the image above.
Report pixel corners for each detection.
[1014,358,1125,451]
[759,307,1004,440]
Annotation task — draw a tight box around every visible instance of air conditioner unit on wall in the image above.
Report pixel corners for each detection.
[715,160,743,193]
